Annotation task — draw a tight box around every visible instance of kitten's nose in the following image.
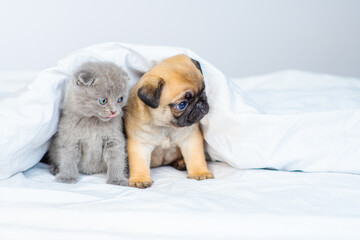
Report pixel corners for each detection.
[106,111,117,119]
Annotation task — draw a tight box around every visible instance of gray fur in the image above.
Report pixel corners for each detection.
[48,61,129,185]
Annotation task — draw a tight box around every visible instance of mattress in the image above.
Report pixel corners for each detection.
[1,69,360,240]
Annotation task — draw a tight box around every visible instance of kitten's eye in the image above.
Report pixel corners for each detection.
[99,98,108,105]
[117,96,124,103]
[174,101,188,111]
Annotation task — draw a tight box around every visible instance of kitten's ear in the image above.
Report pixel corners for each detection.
[137,78,164,109]
[76,71,95,86]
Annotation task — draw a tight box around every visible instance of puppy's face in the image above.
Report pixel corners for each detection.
[137,55,209,127]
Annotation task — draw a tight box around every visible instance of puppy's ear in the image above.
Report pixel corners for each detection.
[191,58,203,75]
[137,78,165,108]
[76,71,96,86]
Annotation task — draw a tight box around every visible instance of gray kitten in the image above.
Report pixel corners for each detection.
[48,61,129,185]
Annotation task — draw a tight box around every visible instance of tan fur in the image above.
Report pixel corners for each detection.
[125,54,213,188]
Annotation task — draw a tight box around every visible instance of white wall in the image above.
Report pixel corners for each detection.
[0,0,359,78]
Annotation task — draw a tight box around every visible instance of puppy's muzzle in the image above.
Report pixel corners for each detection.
[177,91,209,127]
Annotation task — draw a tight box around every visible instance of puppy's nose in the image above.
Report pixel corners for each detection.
[111,111,117,115]
[200,91,207,100]
[197,101,209,114]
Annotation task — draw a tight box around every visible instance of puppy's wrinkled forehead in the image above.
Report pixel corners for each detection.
[164,72,203,100]
[154,55,204,98]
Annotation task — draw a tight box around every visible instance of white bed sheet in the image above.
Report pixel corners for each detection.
[1,69,360,239]
[0,71,360,240]
[0,161,360,240]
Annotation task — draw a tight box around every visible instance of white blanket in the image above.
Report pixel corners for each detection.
[1,67,360,239]
[1,42,360,180]
[229,70,360,173]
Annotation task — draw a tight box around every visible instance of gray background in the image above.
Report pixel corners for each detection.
[0,0,359,78]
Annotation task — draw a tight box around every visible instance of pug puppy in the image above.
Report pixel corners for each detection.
[125,54,214,188]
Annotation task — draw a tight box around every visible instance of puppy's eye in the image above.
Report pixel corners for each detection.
[174,101,188,111]
[99,98,108,105]
[117,96,124,103]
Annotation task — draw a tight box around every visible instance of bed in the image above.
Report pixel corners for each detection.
[1,43,360,239]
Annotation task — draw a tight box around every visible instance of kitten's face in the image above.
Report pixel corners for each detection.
[87,84,127,121]
[67,62,129,121]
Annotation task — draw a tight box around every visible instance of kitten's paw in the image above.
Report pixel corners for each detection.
[55,175,78,184]
[50,165,59,175]
[107,179,128,186]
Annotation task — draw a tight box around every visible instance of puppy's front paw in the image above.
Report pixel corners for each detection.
[107,179,128,186]
[55,174,78,184]
[128,177,153,188]
[188,171,214,180]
